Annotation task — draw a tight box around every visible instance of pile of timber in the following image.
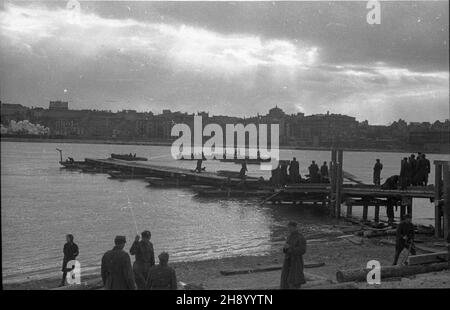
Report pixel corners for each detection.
[336,262,448,283]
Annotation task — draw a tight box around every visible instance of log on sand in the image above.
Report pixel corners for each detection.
[336,262,448,283]
[220,262,325,276]
[407,252,448,265]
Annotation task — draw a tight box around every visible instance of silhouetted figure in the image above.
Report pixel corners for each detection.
[190,153,194,160]
[381,175,400,190]
[130,231,155,290]
[60,234,79,287]
[424,154,431,186]
[195,159,203,173]
[373,159,383,185]
[320,161,329,182]
[280,221,306,289]
[393,214,416,265]
[407,154,417,186]
[271,164,281,186]
[146,252,177,290]
[239,161,248,178]
[416,154,427,186]
[399,157,408,190]
[280,162,288,185]
[308,161,320,183]
[201,152,206,160]
[234,149,238,160]
[101,236,136,290]
[289,157,300,183]
[257,150,261,160]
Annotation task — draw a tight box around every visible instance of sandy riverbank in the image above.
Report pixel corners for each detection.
[4,231,449,290]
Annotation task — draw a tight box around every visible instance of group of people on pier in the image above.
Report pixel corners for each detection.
[270,158,329,185]
[373,152,431,189]
[60,232,177,290]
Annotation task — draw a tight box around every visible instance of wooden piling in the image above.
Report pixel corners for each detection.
[443,164,450,240]
[374,204,380,223]
[336,150,343,218]
[363,204,368,221]
[434,163,442,238]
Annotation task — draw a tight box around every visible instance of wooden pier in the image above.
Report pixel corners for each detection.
[73,150,449,240]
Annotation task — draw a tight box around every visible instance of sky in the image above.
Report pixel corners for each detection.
[0,0,448,124]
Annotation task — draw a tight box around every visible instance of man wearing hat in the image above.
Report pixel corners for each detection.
[146,252,177,290]
[280,221,307,289]
[393,214,416,265]
[130,230,155,290]
[101,236,136,290]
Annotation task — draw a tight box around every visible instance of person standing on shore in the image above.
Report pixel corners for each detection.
[130,231,155,290]
[308,161,320,183]
[373,159,383,185]
[60,234,79,287]
[239,161,248,178]
[280,221,307,289]
[393,214,416,265]
[101,236,136,290]
[146,252,178,290]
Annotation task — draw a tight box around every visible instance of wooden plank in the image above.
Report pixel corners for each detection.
[220,262,325,276]
[407,252,448,265]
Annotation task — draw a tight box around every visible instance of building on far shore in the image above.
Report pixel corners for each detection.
[1,101,449,152]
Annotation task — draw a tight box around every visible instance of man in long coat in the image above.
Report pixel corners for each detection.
[130,230,155,290]
[60,234,79,287]
[101,236,136,290]
[288,157,300,183]
[280,221,307,289]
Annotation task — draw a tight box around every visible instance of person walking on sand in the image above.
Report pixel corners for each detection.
[101,236,136,290]
[373,159,383,185]
[60,234,79,287]
[280,221,307,289]
[130,230,155,290]
[393,214,416,265]
[146,252,177,290]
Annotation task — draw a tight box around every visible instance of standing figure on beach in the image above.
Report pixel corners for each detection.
[101,236,136,290]
[280,221,307,289]
[288,157,300,183]
[393,214,416,265]
[373,159,383,185]
[146,252,178,290]
[130,231,155,290]
[60,234,79,287]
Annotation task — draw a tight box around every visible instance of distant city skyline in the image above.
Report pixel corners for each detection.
[0,1,448,125]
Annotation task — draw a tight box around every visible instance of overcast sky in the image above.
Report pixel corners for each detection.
[0,1,448,124]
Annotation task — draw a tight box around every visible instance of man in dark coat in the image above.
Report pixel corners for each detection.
[101,236,136,290]
[407,154,417,186]
[393,214,416,265]
[423,154,431,186]
[130,230,155,290]
[415,154,428,186]
[239,161,248,178]
[399,157,408,190]
[308,161,320,183]
[60,234,79,287]
[320,161,329,182]
[146,252,177,290]
[288,157,300,183]
[280,221,307,289]
[373,159,383,185]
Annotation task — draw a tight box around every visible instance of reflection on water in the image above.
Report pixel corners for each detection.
[1,141,446,282]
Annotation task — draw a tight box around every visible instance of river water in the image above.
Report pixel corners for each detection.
[1,141,448,283]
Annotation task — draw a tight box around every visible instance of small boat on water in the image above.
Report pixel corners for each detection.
[110,153,148,161]
[195,188,273,198]
[59,160,88,169]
